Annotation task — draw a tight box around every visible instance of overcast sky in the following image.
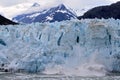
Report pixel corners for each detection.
[0,0,119,18]
[0,0,119,7]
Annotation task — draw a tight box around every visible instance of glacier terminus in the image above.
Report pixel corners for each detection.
[0,19,120,76]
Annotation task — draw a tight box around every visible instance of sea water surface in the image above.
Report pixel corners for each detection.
[0,73,120,80]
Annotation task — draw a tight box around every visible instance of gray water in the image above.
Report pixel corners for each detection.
[0,73,120,80]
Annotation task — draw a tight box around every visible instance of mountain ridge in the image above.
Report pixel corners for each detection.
[0,15,18,25]
[78,1,120,19]
[13,4,77,23]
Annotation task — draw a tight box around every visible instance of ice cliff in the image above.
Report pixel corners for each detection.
[0,19,120,76]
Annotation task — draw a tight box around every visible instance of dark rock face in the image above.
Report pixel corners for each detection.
[78,1,120,19]
[13,4,76,23]
[0,15,18,25]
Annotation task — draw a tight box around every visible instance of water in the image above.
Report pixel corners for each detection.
[0,73,120,80]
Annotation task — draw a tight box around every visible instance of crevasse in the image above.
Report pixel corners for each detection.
[0,19,120,75]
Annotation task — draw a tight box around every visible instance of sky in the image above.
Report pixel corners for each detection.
[0,0,114,7]
[0,0,119,18]
[0,0,119,7]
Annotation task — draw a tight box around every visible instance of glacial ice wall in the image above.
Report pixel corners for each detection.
[0,19,120,75]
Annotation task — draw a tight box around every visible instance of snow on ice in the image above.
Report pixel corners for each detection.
[0,19,120,76]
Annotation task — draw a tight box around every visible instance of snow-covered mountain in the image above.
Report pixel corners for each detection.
[32,2,40,7]
[12,4,77,23]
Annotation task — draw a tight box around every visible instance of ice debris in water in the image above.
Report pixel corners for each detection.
[0,19,120,76]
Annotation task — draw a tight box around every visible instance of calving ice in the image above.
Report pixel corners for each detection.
[0,19,120,76]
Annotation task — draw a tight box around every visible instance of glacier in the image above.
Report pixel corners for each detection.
[0,19,120,76]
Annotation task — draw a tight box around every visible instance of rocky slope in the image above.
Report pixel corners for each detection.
[78,1,120,19]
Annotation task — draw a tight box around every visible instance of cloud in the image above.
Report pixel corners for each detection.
[0,0,113,7]
[109,0,120,2]
[61,0,111,9]
[0,0,28,6]
[0,0,60,7]
[0,0,119,9]
[0,0,118,18]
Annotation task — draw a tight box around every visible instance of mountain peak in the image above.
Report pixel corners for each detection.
[31,2,40,7]
[57,4,66,10]
[13,4,76,23]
